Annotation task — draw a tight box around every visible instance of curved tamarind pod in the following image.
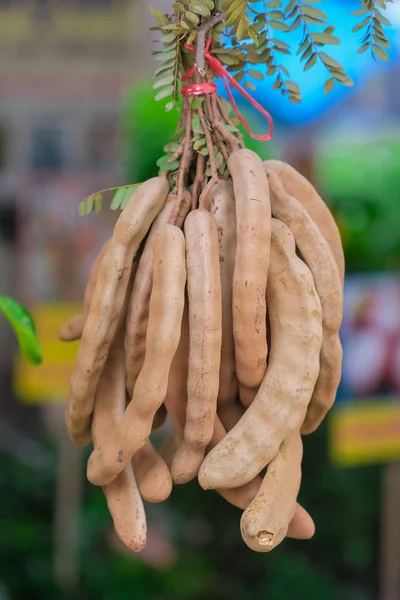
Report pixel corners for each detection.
[58,241,110,342]
[87,225,186,486]
[267,172,343,434]
[240,431,303,552]
[238,384,257,409]
[263,160,344,284]
[171,210,222,484]
[228,149,271,389]
[125,191,191,396]
[210,180,238,412]
[58,314,85,342]
[91,332,146,553]
[132,439,172,503]
[66,177,168,447]
[213,417,314,542]
[199,219,322,489]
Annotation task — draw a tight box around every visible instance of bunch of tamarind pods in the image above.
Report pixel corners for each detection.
[60,149,344,553]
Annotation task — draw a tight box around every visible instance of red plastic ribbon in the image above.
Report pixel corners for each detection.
[181,82,217,96]
[182,39,273,141]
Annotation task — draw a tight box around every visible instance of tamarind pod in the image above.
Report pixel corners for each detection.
[240,431,303,552]
[87,225,186,486]
[91,332,146,553]
[267,172,343,435]
[199,219,323,489]
[213,417,314,541]
[171,210,222,484]
[58,314,85,342]
[125,191,191,396]
[66,177,168,447]
[238,384,257,409]
[58,241,111,342]
[263,160,344,284]
[132,439,172,503]
[228,149,271,389]
[210,180,238,410]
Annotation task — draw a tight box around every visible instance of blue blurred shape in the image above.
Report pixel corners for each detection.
[217,0,400,125]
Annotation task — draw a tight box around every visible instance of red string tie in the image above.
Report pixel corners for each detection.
[181,39,273,141]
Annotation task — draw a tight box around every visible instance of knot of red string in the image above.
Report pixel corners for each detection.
[181,39,273,142]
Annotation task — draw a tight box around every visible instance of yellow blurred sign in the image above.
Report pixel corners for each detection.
[329,401,400,467]
[14,303,81,404]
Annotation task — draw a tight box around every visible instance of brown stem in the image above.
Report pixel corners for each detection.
[169,98,192,225]
[195,12,227,77]
[168,142,184,163]
[206,94,229,164]
[199,177,218,211]
[216,95,245,148]
[214,121,239,152]
[198,106,218,181]
[192,154,205,210]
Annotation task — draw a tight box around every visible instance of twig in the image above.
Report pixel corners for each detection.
[168,141,184,163]
[195,12,227,77]
[199,177,218,211]
[198,106,218,181]
[206,94,229,164]
[170,98,192,225]
[192,154,205,210]
[216,95,245,148]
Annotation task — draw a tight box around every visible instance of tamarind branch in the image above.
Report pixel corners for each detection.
[195,12,227,77]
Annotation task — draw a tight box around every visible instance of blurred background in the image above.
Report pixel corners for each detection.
[1,0,400,599]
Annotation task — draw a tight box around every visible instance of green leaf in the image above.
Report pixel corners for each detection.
[324,77,335,94]
[304,52,318,71]
[248,69,264,80]
[156,154,180,170]
[93,193,103,213]
[110,187,132,210]
[155,85,174,101]
[277,64,290,76]
[190,97,204,109]
[268,10,285,19]
[78,200,86,217]
[319,51,343,70]
[236,16,249,40]
[149,6,170,27]
[373,8,391,26]
[244,80,256,91]
[353,16,370,32]
[351,7,368,16]
[289,14,302,30]
[173,2,185,11]
[269,20,289,31]
[0,296,43,366]
[285,0,297,12]
[165,101,175,112]
[193,137,206,150]
[301,43,313,61]
[188,2,211,16]
[153,74,174,89]
[155,49,176,61]
[301,5,328,20]
[312,32,340,45]
[373,33,390,49]
[154,61,175,77]
[358,42,370,54]
[297,35,310,55]
[272,77,282,90]
[185,10,200,24]
[160,32,177,43]
[266,64,277,75]
[304,14,325,25]
[373,44,389,61]
[120,185,140,209]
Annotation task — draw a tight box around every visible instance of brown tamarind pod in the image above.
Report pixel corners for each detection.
[87,225,186,486]
[240,431,303,552]
[228,149,271,389]
[58,314,86,343]
[91,331,146,553]
[213,416,314,542]
[171,209,222,484]
[267,172,343,434]
[65,177,168,447]
[199,219,322,489]
[209,180,238,420]
[125,191,191,396]
[132,439,172,503]
[263,160,344,284]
